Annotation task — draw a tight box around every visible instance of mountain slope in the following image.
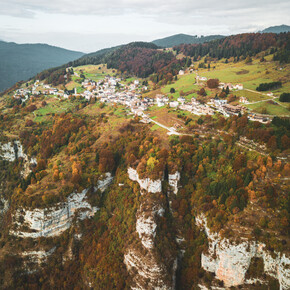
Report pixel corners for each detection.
[0,41,84,92]
[36,42,187,85]
[261,24,290,33]
[152,33,224,48]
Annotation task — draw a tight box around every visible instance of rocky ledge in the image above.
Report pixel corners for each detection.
[10,173,113,238]
[196,214,290,289]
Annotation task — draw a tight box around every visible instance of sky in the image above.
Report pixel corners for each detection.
[0,0,289,53]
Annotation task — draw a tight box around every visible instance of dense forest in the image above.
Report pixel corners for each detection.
[0,30,289,289]
[26,33,290,90]
[174,33,290,62]
[0,41,84,92]
[0,89,289,288]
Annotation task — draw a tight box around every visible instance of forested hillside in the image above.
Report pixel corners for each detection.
[0,41,84,92]
[175,33,290,63]
[261,24,290,33]
[152,33,224,48]
[0,30,289,289]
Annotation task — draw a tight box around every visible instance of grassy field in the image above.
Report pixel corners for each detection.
[234,90,271,102]
[197,58,290,94]
[161,74,198,99]
[246,101,290,116]
[73,64,116,82]
[33,97,81,122]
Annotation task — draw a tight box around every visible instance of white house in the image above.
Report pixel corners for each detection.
[233,84,244,90]
[239,97,249,104]
[169,101,179,108]
[179,70,185,76]
[177,97,186,104]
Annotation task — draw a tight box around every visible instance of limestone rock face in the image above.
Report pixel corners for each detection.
[10,174,113,238]
[95,172,114,192]
[0,141,37,178]
[22,247,56,265]
[0,197,9,215]
[168,171,180,195]
[196,214,290,289]
[125,167,176,290]
[136,204,164,249]
[124,249,174,290]
[128,167,162,193]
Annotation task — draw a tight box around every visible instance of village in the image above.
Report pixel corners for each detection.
[12,70,271,126]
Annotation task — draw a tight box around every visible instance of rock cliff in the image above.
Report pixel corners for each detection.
[10,173,113,238]
[196,214,290,289]
[0,141,37,178]
[125,167,177,289]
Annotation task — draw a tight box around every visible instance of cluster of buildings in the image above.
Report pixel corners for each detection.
[219,83,244,90]
[12,72,271,124]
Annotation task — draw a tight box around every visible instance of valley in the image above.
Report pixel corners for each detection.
[0,33,289,289]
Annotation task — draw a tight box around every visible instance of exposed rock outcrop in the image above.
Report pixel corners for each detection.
[125,167,176,290]
[22,247,56,265]
[136,203,164,249]
[196,214,290,289]
[0,141,37,177]
[168,171,180,195]
[128,167,162,194]
[0,197,9,215]
[95,172,114,192]
[10,174,113,238]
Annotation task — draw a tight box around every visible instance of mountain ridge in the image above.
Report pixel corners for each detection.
[260,24,290,33]
[152,33,225,48]
[0,40,84,92]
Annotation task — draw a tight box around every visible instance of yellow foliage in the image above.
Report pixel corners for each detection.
[147,157,157,171]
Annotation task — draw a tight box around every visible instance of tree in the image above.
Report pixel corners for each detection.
[197,88,207,96]
[170,87,175,93]
[98,149,115,173]
[207,79,219,89]
[279,93,290,103]
[267,135,277,150]
[245,56,252,64]
[225,86,230,95]
[281,135,290,150]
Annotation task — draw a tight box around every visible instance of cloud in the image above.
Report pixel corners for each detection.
[1,0,289,19]
[0,0,289,52]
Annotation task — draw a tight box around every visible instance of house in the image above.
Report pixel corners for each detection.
[239,97,249,104]
[222,104,243,115]
[233,84,243,90]
[169,101,179,108]
[248,113,270,124]
[157,100,165,107]
[179,70,185,75]
[267,92,273,97]
[223,83,233,90]
[197,75,207,81]
[177,97,186,103]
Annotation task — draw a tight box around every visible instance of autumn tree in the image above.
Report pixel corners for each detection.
[207,78,219,89]
[98,149,115,173]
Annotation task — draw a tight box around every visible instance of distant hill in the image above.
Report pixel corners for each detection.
[175,32,290,63]
[260,25,290,33]
[0,41,84,92]
[152,33,225,48]
[36,42,184,84]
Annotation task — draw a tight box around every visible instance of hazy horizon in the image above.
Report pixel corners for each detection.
[1,0,290,53]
